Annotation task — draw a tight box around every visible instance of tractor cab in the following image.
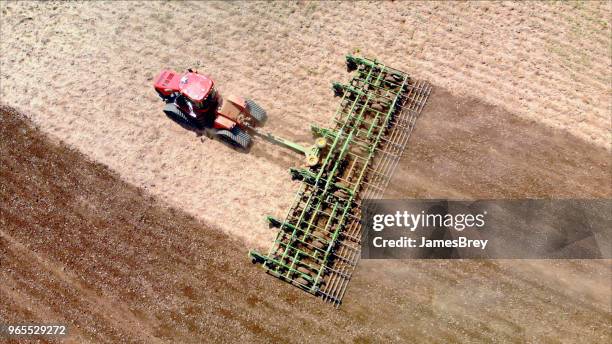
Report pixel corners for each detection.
[178,73,213,102]
[178,72,218,113]
[154,69,217,107]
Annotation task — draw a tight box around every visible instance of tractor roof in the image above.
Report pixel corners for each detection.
[179,72,214,102]
[153,70,181,94]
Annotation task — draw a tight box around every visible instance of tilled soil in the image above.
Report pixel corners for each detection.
[387,87,611,200]
[345,88,612,342]
[1,1,611,343]
[1,1,610,249]
[2,89,610,342]
[0,106,384,343]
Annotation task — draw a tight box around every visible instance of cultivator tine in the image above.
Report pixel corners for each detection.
[250,55,431,306]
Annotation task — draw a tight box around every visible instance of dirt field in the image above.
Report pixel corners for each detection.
[1,104,610,343]
[1,1,611,343]
[1,0,611,248]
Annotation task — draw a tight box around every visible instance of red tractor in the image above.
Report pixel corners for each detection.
[153,69,266,150]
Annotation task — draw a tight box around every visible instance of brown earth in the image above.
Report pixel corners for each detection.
[0,106,388,343]
[1,1,610,248]
[387,87,611,200]
[2,88,610,343]
[1,1,611,343]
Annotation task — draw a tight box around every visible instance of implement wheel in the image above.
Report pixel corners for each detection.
[315,137,327,148]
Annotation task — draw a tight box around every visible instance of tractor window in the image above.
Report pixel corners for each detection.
[208,89,217,101]
[194,100,205,109]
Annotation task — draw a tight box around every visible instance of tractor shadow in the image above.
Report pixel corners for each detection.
[165,112,253,153]
[210,133,253,154]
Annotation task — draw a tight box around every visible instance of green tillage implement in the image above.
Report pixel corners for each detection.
[249,55,432,307]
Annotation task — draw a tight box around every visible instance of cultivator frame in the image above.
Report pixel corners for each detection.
[250,55,431,306]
